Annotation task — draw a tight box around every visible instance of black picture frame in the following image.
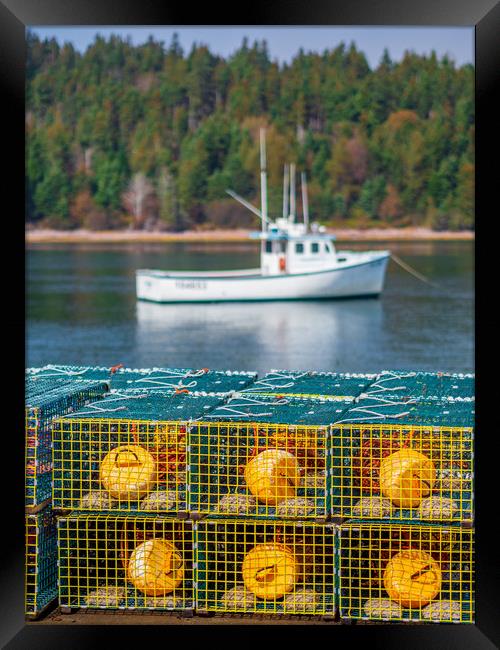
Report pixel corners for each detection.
[4,0,498,646]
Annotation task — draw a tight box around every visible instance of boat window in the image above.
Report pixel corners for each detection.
[311,242,320,254]
[265,241,273,253]
[295,243,304,254]
[324,243,332,253]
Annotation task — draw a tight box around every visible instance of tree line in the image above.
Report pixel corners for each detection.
[26,31,474,231]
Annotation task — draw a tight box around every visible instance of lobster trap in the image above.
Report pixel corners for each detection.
[189,395,353,520]
[25,505,58,617]
[241,369,376,401]
[27,365,114,383]
[338,523,474,623]
[331,396,474,523]
[365,371,475,401]
[58,514,193,611]
[195,519,337,616]
[108,367,257,394]
[26,379,109,507]
[52,390,226,513]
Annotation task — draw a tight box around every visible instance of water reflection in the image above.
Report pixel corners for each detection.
[135,298,384,374]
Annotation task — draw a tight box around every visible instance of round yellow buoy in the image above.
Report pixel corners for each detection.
[384,549,441,609]
[379,449,436,508]
[244,449,300,505]
[127,538,184,596]
[242,543,300,600]
[100,445,157,501]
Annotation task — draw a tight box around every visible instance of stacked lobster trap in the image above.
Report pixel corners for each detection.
[49,368,255,616]
[25,375,110,617]
[333,370,475,624]
[190,392,355,617]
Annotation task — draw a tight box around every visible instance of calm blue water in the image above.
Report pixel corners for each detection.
[26,241,474,374]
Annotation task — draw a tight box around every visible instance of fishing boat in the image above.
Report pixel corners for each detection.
[136,130,390,303]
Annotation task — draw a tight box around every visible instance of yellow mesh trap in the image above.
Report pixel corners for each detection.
[331,406,473,522]
[25,506,58,617]
[52,390,226,513]
[57,514,193,611]
[338,522,474,623]
[195,519,336,616]
[189,396,352,519]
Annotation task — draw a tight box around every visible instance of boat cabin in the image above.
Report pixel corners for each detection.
[255,219,338,276]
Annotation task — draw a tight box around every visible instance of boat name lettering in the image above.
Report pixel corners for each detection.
[175,280,208,290]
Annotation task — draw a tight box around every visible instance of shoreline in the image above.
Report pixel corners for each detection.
[26,227,474,244]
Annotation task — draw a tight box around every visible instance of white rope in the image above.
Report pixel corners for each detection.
[242,371,309,392]
[391,254,441,288]
[202,395,289,419]
[67,391,148,416]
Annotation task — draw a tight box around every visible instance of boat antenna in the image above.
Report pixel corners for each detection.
[225,189,268,223]
[260,128,268,233]
[282,163,289,220]
[301,171,309,232]
[289,162,296,223]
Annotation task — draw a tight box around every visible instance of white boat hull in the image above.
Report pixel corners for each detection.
[136,252,390,303]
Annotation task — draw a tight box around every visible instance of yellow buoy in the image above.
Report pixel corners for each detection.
[384,549,441,609]
[242,543,300,600]
[379,449,436,508]
[127,538,184,596]
[244,449,300,505]
[100,445,157,501]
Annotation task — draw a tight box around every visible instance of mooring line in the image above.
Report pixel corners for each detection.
[390,253,440,289]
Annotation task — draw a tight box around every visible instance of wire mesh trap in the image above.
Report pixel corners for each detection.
[189,395,353,520]
[26,379,110,507]
[108,367,258,394]
[195,519,336,616]
[52,390,226,513]
[27,365,114,382]
[240,370,376,401]
[58,514,193,611]
[25,505,58,617]
[365,371,475,401]
[338,523,474,623]
[331,397,474,523]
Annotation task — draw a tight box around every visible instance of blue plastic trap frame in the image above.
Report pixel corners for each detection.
[25,504,57,616]
[25,378,109,507]
[240,369,376,400]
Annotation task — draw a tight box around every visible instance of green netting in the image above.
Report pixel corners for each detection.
[26,379,110,506]
[365,370,475,400]
[201,394,354,426]
[27,365,113,382]
[25,505,57,616]
[108,367,257,394]
[241,369,376,400]
[26,375,76,400]
[334,395,474,428]
[59,389,227,421]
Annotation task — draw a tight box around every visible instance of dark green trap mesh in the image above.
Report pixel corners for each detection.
[27,365,113,382]
[364,370,475,400]
[241,369,376,400]
[25,379,110,506]
[25,505,57,616]
[108,367,257,394]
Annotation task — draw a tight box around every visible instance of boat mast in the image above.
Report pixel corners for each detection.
[301,171,309,232]
[289,163,296,223]
[283,164,289,220]
[260,128,268,234]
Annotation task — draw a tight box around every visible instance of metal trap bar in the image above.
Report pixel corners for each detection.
[52,390,226,513]
[189,396,353,520]
[25,379,109,508]
[195,519,337,616]
[330,394,474,523]
[338,522,474,623]
[25,505,57,617]
[240,370,376,401]
[58,513,193,611]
